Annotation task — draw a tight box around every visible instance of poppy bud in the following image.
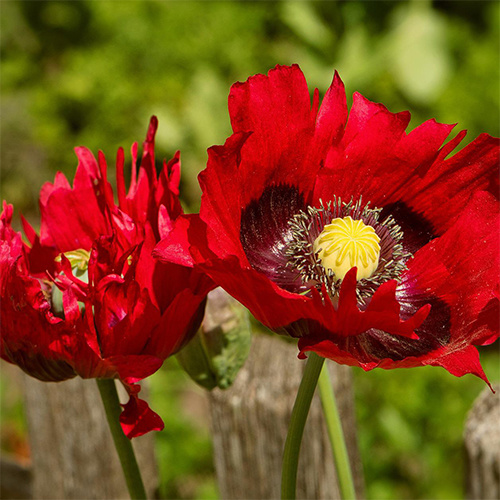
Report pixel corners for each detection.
[177,288,251,390]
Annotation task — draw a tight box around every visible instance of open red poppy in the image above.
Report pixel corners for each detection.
[156,65,499,385]
[1,118,211,437]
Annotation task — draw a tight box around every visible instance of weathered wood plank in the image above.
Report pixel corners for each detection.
[464,383,500,500]
[23,376,157,499]
[209,334,365,499]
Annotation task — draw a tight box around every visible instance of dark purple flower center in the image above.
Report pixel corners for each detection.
[240,185,412,305]
[240,184,307,293]
[240,184,451,362]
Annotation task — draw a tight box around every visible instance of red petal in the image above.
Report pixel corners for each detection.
[119,387,164,439]
[39,149,110,252]
[423,345,492,389]
[297,338,377,368]
[410,133,500,233]
[335,269,427,339]
[116,147,127,209]
[197,255,327,332]
[154,214,200,268]
[315,102,455,208]
[122,117,159,225]
[157,205,174,240]
[39,171,70,207]
[108,354,164,384]
[145,287,207,359]
[199,132,251,259]
[228,65,319,206]
[156,151,183,221]
[403,190,499,347]
[313,71,348,149]
[93,279,160,357]
[20,215,37,245]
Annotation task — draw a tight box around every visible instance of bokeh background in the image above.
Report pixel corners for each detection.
[1,1,499,499]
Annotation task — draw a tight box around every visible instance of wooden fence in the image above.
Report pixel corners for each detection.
[1,340,498,499]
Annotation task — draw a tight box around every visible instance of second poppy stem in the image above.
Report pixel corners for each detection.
[281,352,356,500]
[281,352,325,499]
[317,362,356,499]
[96,378,147,499]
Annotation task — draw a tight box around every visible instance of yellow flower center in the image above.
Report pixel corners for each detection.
[52,249,90,316]
[313,216,381,281]
[55,248,90,277]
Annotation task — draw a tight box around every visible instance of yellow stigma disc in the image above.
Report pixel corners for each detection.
[313,216,381,281]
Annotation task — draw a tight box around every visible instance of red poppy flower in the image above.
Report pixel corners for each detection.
[1,117,211,437]
[155,65,499,385]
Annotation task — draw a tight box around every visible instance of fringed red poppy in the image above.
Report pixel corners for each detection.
[155,65,499,385]
[1,117,211,437]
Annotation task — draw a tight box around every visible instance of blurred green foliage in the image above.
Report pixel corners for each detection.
[1,1,498,215]
[1,1,499,499]
[149,359,218,499]
[353,349,499,500]
[0,367,29,464]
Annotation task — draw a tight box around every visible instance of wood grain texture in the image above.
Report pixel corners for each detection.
[23,376,157,500]
[208,333,365,499]
[464,383,500,500]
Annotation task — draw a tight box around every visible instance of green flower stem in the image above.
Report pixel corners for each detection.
[96,378,147,500]
[281,352,325,499]
[318,362,356,500]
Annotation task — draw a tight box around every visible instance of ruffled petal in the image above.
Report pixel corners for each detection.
[120,391,164,439]
[195,255,327,332]
[1,216,83,381]
[423,345,491,388]
[39,150,110,252]
[154,214,199,268]
[121,116,158,225]
[400,190,499,347]
[408,133,500,233]
[93,279,160,357]
[313,71,348,151]
[228,65,319,207]
[111,352,166,438]
[155,151,183,223]
[315,105,457,209]
[199,132,251,259]
[336,270,429,339]
[144,288,207,359]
